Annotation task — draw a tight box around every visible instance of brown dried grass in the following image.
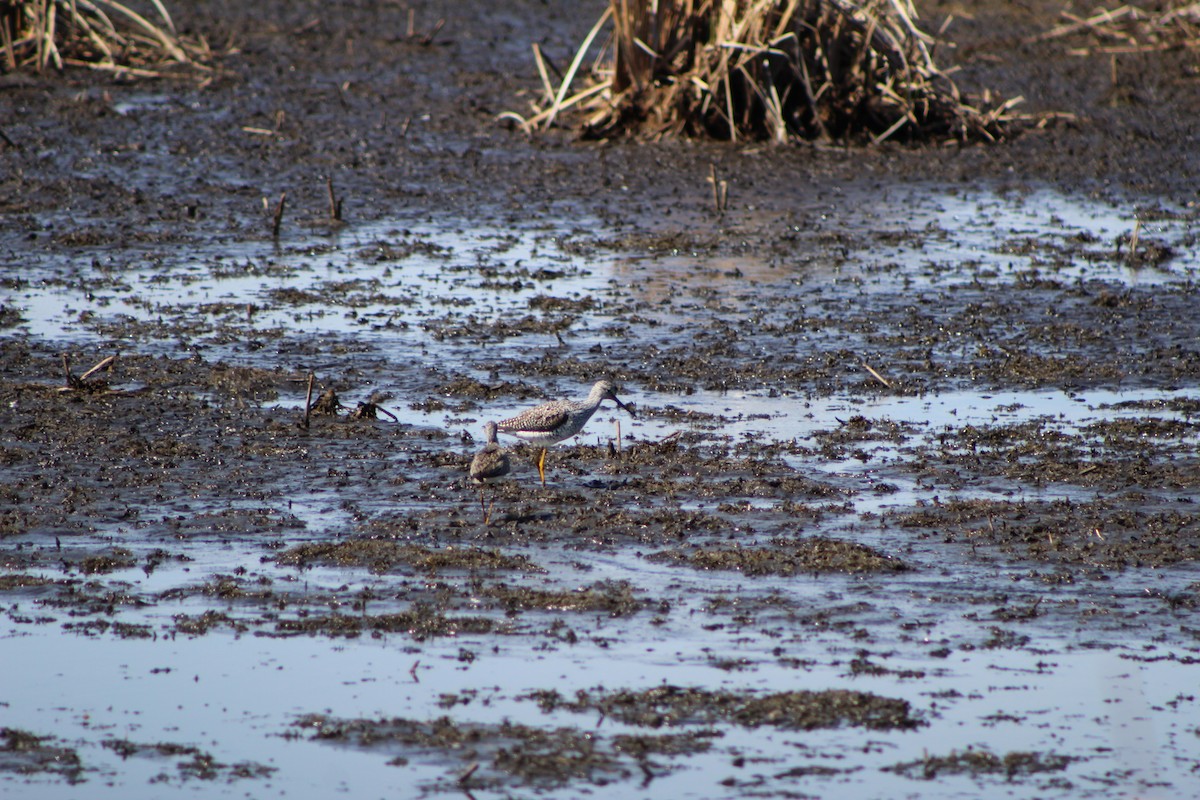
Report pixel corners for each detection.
[1031,1,1200,55]
[0,0,211,78]
[507,0,1019,144]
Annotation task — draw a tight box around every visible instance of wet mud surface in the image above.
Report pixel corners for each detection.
[3,0,1200,797]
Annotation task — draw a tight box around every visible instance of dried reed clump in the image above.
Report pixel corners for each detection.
[0,0,211,78]
[1031,1,1200,55]
[505,0,1019,144]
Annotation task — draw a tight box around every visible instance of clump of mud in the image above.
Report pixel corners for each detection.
[274,541,542,573]
[648,536,908,575]
[0,728,84,784]
[273,604,504,640]
[885,747,1072,780]
[294,714,716,791]
[894,497,1200,568]
[484,580,643,617]
[101,739,275,783]
[527,684,923,731]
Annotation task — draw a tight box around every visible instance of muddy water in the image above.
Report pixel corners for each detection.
[2,184,1199,798]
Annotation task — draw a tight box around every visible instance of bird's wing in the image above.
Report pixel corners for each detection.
[499,405,569,434]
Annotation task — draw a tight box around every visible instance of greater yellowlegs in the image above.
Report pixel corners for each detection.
[469,421,510,523]
[496,379,635,485]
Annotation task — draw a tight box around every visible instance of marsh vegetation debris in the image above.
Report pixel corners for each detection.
[885,747,1073,781]
[647,536,907,575]
[513,0,1017,142]
[295,713,718,790]
[1,0,213,77]
[274,541,543,574]
[526,685,923,731]
[0,728,84,784]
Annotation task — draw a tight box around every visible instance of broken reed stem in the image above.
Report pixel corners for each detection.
[531,43,556,103]
[419,19,445,46]
[2,13,16,71]
[545,5,613,129]
[709,163,721,215]
[707,163,729,215]
[302,371,315,429]
[79,355,116,382]
[458,762,480,788]
[862,360,893,388]
[326,176,342,221]
[271,191,287,238]
[1128,218,1141,261]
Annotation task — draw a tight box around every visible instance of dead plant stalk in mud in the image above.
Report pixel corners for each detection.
[507,0,1018,143]
[1031,2,1200,55]
[2,0,212,77]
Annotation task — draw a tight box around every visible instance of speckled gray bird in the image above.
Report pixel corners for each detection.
[470,421,510,484]
[496,380,635,485]
[469,421,510,524]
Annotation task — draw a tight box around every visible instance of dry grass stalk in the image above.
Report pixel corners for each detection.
[0,0,211,77]
[1032,1,1200,54]
[509,0,1014,143]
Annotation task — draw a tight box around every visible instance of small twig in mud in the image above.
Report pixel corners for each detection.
[1031,5,1138,43]
[302,372,315,429]
[458,762,479,788]
[292,17,321,35]
[409,660,421,682]
[79,355,117,382]
[349,399,399,422]
[326,176,343,222]
[347,391,397,421]
[861,360,893,388]
[707,163,729,216]
[271,191,287,238]
[411,18,445,46]
[615,418,622,453]
[1128,218,1141,262]
[60,353,117,392]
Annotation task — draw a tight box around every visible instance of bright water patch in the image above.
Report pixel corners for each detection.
[7,185,1198,353]
[4,586,1197,799]
[846,185,1197,287]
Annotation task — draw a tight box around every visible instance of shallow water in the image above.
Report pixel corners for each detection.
[3,184,1200,798]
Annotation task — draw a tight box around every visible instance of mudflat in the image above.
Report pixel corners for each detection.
[1,1,1198,797]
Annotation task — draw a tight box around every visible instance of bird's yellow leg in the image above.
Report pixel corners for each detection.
[484,498,495,526]
[537,448,547,486]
